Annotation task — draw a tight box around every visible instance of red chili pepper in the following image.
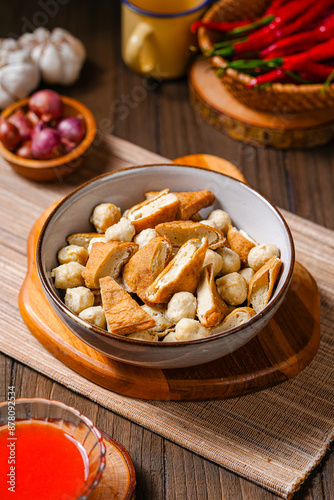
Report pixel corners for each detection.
[261,14,334,59]
[191,19,250,34]
[272,0,334,39]
[275,37,334,73]
[295,62,334,80]
[308,36,334,61]
[299,71,325,83]
[265,0,293,15]
[215,0,332,58]
[247,62,334,87]
[247,69,285,86]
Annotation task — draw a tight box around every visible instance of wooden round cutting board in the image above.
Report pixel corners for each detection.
[18,158,320,401]
[189,59,334,148]
[90,432,135,500]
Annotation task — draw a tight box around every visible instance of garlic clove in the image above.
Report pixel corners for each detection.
[51,28,86,63]
[0,62,40,100]
[7,49,32,65]
[0,38,19,52]
[0,83,15,108]
[34,44,63,85]
[60,62,81,86]
[19,27,50,50]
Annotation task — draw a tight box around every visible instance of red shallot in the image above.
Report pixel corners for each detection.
[16,140,33,159]
[29,90,63,122]
[56,116,85,147]
[31,128,62,159]
[0,118,21,151]
[8,109,33,141]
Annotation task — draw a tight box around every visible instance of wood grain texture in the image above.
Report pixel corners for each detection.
[189,60,334,149]
[0,0,333,498]
[91,432,136,500]
[19,205,320,400]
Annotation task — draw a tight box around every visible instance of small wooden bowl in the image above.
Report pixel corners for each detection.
[0,96,96,182]
[198,0,334,113]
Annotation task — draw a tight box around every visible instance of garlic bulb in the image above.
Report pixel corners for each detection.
[19,27,86,86]
[0,50,40,109]
[0,38,19,54]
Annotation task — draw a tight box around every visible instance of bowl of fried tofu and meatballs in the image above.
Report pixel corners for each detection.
[37,164,295,369]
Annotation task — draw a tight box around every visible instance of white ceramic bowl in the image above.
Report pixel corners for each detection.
[37,164,295,369]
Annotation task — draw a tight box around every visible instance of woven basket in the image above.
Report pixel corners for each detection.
[198,0,334,113]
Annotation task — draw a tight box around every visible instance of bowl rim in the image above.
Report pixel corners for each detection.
[0,95,96,169]
[36,163,295,348]
[0,397,106,500]
[198,0,334,93]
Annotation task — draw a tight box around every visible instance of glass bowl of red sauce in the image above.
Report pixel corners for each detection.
[0,398,106,500]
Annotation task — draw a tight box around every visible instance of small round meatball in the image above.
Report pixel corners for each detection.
[239,267,255,284]
[90,203,121,233]
[216,272,247,306]
[127,330,158,341]
[87,236,107,254]
[166,292,197,323]
[134,228,158,249]
[168,318,210,341]
[216,247,241,275]
[57,245,88,266]
[161,331,178,342]
[105,218,135,242]
[207,209,231,234]
[141,305,174,336]
[79,306,106,329]
[51,262,85,289]
[248,243,280,271]
[64,286,94,314]
[203,249,223,275]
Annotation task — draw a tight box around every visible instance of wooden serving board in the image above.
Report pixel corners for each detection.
[189,59,334,149]
[91,432,135,500]
[18,156,320,401]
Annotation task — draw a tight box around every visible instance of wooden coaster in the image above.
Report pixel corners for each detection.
[189,59,334,149]
[18,207,320,400]
[90,432,135,500]
[174,153,247,183]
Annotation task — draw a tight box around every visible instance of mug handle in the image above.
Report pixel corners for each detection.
[124,22,155,73]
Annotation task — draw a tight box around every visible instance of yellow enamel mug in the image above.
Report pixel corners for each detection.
[121,0,211,79]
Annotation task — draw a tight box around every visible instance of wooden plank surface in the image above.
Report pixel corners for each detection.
[0,0,333,499]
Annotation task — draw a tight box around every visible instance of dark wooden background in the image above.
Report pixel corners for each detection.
[0,1,333,498]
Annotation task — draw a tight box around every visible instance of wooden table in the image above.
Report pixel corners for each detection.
[1,1,333,498]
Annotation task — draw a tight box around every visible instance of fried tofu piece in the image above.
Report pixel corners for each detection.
[219,307,256,332]
[196,265,229,327]
[155,220,225,250]
[145,190,215,220]
[123,236,173,303]
[174,190,215,220]
[126,189,179,233]
[100,276,156,335]
[67,232,102,251]
[190,212,203,222]
[82,241,138,289]
[226,225,256,266]
[146,237,208,303]
[247,256,282,313]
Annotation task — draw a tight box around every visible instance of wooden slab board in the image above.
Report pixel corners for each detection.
[189,59,334,149]
[90,432,135,500]
[18,158,320,401]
